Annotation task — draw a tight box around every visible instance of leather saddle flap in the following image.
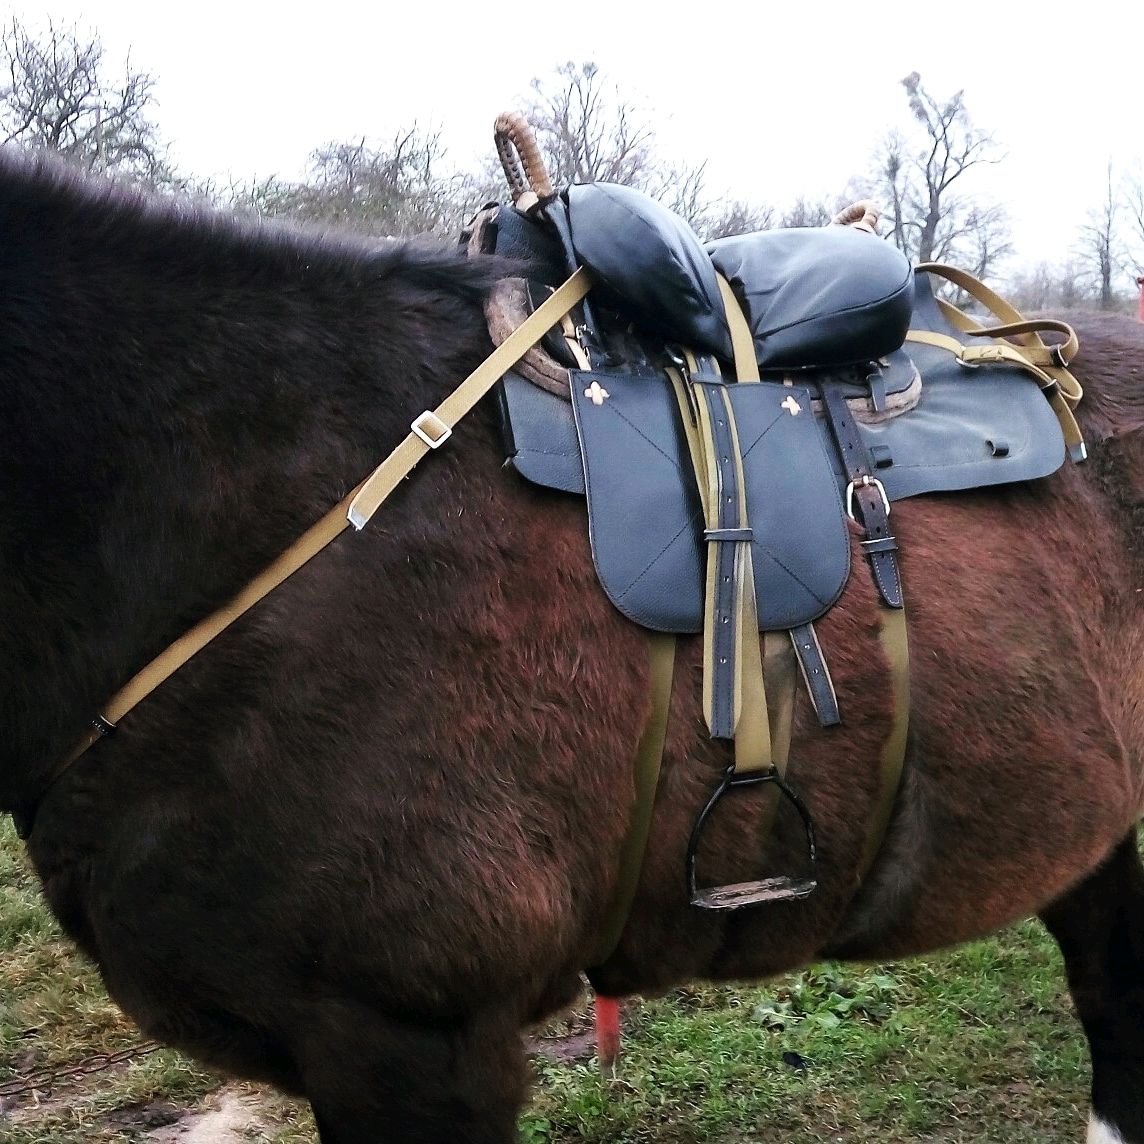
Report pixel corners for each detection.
[708,227,914,369]
[569,371,850,633]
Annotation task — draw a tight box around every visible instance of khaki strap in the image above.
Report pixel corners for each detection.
[347,269,592,527]
[913,263,1085,460]
[715,273,760,382]
[589,633,676,967]
[62,269,593,770]
[857,604,911,880]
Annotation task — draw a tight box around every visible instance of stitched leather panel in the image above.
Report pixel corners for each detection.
[569,371,850,634]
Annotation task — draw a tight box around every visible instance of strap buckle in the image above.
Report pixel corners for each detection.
[411,410,452,449]
[845,475,890,522]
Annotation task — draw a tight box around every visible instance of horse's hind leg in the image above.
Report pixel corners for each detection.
[1040,831,1144,1144]
[300,1003,528,1144]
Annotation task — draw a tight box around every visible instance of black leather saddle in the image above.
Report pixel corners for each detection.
[484,185,1067,636]
[472,164,1080,912]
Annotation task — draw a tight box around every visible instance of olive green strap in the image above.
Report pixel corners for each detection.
[857,603,911,880]
[60,269,593,771]
[589,632,676,966]
[715,273,760,383]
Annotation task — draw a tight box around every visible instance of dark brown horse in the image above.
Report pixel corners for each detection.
[2,148,1143,1144]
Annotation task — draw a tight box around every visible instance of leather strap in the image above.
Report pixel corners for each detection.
[54,269,593,780]
[667,361,771,775]
[819,384,903,609]
[789,622,841,728]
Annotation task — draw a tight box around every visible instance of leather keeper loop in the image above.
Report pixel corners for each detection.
[704,527,755,543]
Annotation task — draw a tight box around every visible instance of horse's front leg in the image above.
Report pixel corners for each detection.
[1040,831,1144,1144]
[299,1001,528,1144]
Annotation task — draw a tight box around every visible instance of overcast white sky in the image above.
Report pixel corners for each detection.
[20,1,1144,274]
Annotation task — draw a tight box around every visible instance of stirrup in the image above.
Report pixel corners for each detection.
[686,764,817,910]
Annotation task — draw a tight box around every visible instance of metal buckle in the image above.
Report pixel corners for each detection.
[411,411,452,449]
[686,764,817,910]
[845,475,890,522]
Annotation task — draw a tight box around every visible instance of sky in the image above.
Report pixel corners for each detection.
[19,1,1144,275]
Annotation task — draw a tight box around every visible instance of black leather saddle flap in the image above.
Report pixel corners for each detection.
[569,371,851,633]
[708,227,913,369]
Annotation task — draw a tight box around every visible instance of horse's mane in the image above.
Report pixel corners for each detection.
[0,143,496,304]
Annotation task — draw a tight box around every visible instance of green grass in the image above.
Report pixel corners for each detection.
[1,815,1092,1142]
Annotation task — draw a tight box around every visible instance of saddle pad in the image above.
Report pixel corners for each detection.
[568,371,850,634]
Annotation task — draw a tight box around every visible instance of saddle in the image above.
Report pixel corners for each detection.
[472,113,1085,927]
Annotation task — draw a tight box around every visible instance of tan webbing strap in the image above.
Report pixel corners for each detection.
[61,269,593,771]
[715,273,760,382]
[857,604,911,880]
[348,269,592,527]
[589,632,676,967]
[913,263,1085,460]
[762,631,797,773]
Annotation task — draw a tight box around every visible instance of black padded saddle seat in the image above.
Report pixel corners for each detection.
[708,227,913,369]
[566,182,733,360]
[566,182,914,372]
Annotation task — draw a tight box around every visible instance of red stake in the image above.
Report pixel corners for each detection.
[594,993,622,1070]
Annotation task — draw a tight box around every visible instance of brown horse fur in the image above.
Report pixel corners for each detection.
[2,148,1144,1142]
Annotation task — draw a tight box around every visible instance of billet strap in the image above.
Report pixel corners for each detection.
[913,263,1085,462]
[589,633,676,967]
[789,622,841,728]
[59,269,593,775]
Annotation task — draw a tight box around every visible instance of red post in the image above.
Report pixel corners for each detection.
[594,993,622,1071]
[1137,277,1144,322]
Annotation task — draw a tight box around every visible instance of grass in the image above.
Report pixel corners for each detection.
[1,815,1094,1142]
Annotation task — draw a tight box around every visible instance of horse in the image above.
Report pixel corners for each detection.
[1,145,1143,1144]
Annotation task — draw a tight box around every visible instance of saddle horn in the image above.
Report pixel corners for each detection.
[831,200,882,235]
[494,112,554,209]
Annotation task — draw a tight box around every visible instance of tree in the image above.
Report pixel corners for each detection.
[1076,161,1119,309]
[525,61,748,235]
[1121,160,1144,282]
[0,17,177,187]
[237,127,471,238]
[868,73,1011,277]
